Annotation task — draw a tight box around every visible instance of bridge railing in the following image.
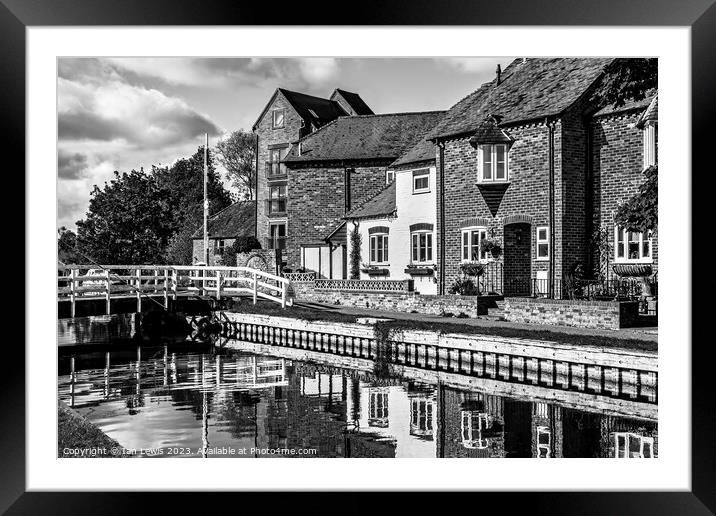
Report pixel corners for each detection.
[58,265,292,316]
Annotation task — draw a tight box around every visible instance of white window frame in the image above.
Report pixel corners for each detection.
[460,227,488,263]
[215,239,226,256]
[614,432,655,458]
[536,426,551,458]
[460,411,490,449]
[411,231,434,264]
[643,121,657,170]
[369,233,389,265]
[272,109,285,129]
[536,226,549,261]
[412,171,430,194]
[385,170,395,185]
[477,144,509,183]
[614,226,653,263]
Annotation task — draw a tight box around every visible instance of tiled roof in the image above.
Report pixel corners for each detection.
[284,111,445,163]
[427,58,612,140]
[191,201,256,239]
[333,88,374,115]
[278,88,347,129]
[594,92,655,118]
[344,182,396,220]
[390,137,436,167]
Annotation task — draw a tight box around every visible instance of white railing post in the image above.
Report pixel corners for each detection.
[253,271,257,305]
[163,269,169,308]
[216,270,222,300]
[105,269,111,314]
[135,268,142,312]
[281,279,287,308]
[69,268,76,318]
[154,268,159,294]
[172,268,178,300]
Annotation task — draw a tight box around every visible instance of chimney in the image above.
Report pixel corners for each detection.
[496,64,502,85]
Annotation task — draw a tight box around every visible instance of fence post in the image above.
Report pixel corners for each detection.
[154,268,159,294]
[172,268,178,300]
[163,269,169,308]
[281,278,287,308]
[253,271,257,305]
[69,268,76,318]
[136,268,142,312]
[216,270,222,300]
[105,269,111,314]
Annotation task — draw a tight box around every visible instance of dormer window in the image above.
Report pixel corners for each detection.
[478,144,508,182]
[272,109,285,129]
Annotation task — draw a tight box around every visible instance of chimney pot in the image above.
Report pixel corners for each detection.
[496,64,502,85]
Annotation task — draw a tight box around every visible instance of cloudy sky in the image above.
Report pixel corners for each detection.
[58,57,515,230]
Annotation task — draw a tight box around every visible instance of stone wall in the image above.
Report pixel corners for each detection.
[291,281,487,317]
[235,249,282,275]
[503,297,639,330]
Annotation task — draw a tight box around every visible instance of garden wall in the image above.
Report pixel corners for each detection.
[290,281,488,317]
[503,298,639,330]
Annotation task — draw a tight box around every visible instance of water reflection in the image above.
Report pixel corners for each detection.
[58,343,657,458]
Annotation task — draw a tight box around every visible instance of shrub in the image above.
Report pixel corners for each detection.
[449,278,479,295]
[459,262,485,277]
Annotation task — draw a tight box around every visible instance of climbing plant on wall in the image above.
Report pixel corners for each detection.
[349,227,362,280]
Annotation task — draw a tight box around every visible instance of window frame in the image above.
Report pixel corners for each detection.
[614,226,653,263]
[385,170,395,185]
[412,171,430,194]
[410,230,434,264]
[642,120,658,170]
[477,144,510,183]
[460,226,488,263]
[215,239,226,256]
[271,109,285,129]
[369,233,389,265]
[536,226,550,261]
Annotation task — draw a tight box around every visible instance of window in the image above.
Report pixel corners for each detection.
[410,398,434,436]
[536,426,551,458]
[268,185,286,214]
[460,411,490,449]
[369,233,389,264]
[461,227,488,262]
[385,170,395,185]
[268,223,286,250]
[478,144,509,182]
[272,109,285,129]
[266,147,287,178]
[215,239,226,256]
[614,432,655,458]
[368,388,389,428]
[615,227,652,262]
[536,226,549,260]
[643,121,657,169]
[413,170,430,193]
[411,231,433,263]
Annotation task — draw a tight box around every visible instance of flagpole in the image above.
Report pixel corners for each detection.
[203,132,209,265]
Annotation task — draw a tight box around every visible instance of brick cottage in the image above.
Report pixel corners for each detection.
[191,200,256,266]
[426,58,658,296]
[252,87,374,259]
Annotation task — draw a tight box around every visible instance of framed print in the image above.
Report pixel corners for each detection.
[6,0,714,512]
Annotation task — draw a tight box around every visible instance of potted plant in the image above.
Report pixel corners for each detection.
[360,262,389,276]
[480,238,502,258]
[404,264,435,276]
[459,262,485,277]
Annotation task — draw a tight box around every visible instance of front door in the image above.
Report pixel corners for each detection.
[503,223,531,296]
[302,245,331,279]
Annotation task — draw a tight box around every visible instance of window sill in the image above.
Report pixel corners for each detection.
[412,190,431,195]
[613,259,654,265]
[535,257,550,262]
[476,181,510,186]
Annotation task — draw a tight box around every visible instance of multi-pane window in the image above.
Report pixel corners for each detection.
[536,226,549,260]
[460,411,490,449]
[267,147,287,178]
[410,398,434,436]
[215,239,226,256]
[268,223,286,250]
[461,227,488,262]
[411,231,433,263]
[369,233,389,264]
[385,170,395,185]
[614,432,655,458]
[368,388,389,428]
[615,227,652,262]
[478,144,508,182]
[536,426,551,458]
[413,170,430,193]
[268,185,287,214]
[272,109,285,129]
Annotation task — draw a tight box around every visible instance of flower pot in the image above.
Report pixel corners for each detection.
[612,264,653,278]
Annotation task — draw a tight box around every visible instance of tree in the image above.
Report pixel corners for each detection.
[614,165,658,233]
[57,226,83,264]
[153,146,233,263]
[215,130,257,200]
[594,58,657,108]
[222,236,262,266]
[76,170,175,264]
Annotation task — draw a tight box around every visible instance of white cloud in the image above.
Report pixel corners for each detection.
[442,57,512,74]
[297,58,339,84]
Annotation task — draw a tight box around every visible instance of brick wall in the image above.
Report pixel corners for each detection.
[503,297,639,330]
[192,238,235,266]
[591,110,658,279]
[254,91,306,246]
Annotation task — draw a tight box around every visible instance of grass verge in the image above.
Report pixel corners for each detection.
[58,401,126,458]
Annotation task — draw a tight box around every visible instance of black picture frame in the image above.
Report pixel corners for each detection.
[5,0,712,512]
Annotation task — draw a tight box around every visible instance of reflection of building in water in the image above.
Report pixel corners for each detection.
[599,416,658,458]
[531,402,563,458]
[612,432,655,458]
[368,387,390,428]
[442,387,506,458]
[408,392,435,439]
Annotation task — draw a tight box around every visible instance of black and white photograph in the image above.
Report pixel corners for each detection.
[55,56,660,460]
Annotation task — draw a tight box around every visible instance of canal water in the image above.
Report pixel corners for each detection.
[58,338,657,458]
